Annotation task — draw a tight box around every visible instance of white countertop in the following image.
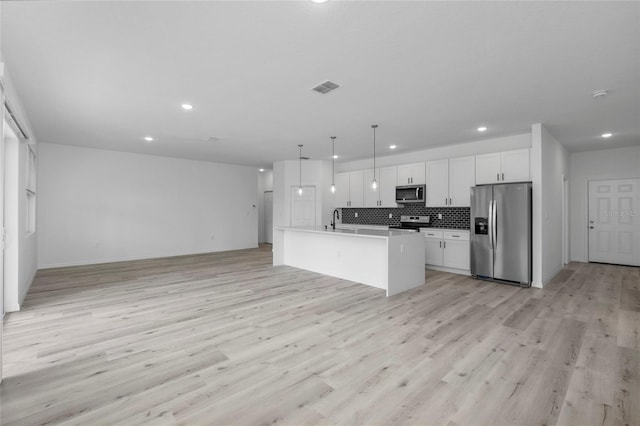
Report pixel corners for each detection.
[275,226,420,239]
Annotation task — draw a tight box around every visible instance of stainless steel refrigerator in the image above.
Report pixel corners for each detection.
[470,182,532,287]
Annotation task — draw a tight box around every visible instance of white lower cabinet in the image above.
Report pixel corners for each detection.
[422,229,470,274]
[424,231,444,265]
[442,231,470,271]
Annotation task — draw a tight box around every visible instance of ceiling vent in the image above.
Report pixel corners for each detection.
[312,80,340,94]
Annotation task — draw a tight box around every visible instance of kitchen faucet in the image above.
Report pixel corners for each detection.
[331,209,340,230]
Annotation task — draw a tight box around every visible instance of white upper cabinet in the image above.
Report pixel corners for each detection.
[476,149,530,184]
[448,156,475,206]
[397,163,425,185]
[364,166,398,207]
[348,170,364,208]
[334,172,351,208]
[426,156,475,207]
[500,149,530,183]
[334,171,364,207]
[425,159,449,207]
[379,166,398,207]
[363,168,379,207]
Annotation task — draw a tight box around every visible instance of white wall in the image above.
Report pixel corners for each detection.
[37,143,259,268]
[272,159,333,229]
[2,60,39,313]
[570,145,640,262]
[338,133,531,172]
[257,170,273,243]
[539,124,570,285]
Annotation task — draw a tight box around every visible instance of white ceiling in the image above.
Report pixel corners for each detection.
[2,1,639,168]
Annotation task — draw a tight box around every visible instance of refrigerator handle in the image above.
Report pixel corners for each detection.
[488,199,494,249]
[492,200,497,249]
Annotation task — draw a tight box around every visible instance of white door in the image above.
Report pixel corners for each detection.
[349,170,364,208]
[363,168,379,207]
[475,152,501,184]
[334,172,350,207]
[449,156,475,207]
[425,159,448,207]
[501,149,530,183]
[379,166,398,207]
[410,162,426,185]
[264,191,273,244]
[443,239,470,270]
[397,165,411,185]
[588,179,640,266]
[425,238,444,266]
[291,186,316,227]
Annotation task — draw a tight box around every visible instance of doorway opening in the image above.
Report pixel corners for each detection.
[263,191,273,244]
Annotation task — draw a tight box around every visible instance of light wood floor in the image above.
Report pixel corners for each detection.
[1,245,638,426]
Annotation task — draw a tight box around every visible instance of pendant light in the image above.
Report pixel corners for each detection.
[330,136,336,193]
[298,144,304,195]
[371,124,378,190]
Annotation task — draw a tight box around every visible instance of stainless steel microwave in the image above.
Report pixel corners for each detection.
[395,184,426,205]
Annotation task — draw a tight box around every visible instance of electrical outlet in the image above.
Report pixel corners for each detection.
[438,213,442,220]
[388,213,393,219]
[355,212,358,218]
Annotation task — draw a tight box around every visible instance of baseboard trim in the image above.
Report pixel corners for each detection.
[38,245,260,270]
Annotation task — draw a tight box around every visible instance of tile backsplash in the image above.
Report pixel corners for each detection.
[341,206,470,229]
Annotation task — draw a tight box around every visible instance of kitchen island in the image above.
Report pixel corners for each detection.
[273,226,425,296]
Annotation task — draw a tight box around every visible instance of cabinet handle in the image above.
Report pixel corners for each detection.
[439,241,442,248]
[497,172,500,181]
[444,241,446,248]
[502,172,505,181]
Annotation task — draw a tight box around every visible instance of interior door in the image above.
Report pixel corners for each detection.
[291,186,316,227]
[588,179,640,266]
[264,191,273,244]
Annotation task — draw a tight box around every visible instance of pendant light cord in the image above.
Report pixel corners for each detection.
[331,137,336,186]
[298,144,303,190]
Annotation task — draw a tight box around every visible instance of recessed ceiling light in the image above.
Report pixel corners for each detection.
[601,132,613,138]
[477,126,488,132]
[259,168,265,172]
[389,145,397,150]
[311,0,329,3]
[333,154,339,159]
[181,103,194,110]
[144,136,154,142]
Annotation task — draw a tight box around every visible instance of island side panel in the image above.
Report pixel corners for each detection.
[386,233,426,296]
[282,230,388,291]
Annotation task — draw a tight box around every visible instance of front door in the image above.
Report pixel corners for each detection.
[588,178,640,266]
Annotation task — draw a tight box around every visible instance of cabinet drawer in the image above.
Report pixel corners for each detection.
[444,231,469,241]
[422,230,443,239]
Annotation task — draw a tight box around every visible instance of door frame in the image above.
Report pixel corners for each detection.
[562,175,569,265]
[263,190,273,244]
